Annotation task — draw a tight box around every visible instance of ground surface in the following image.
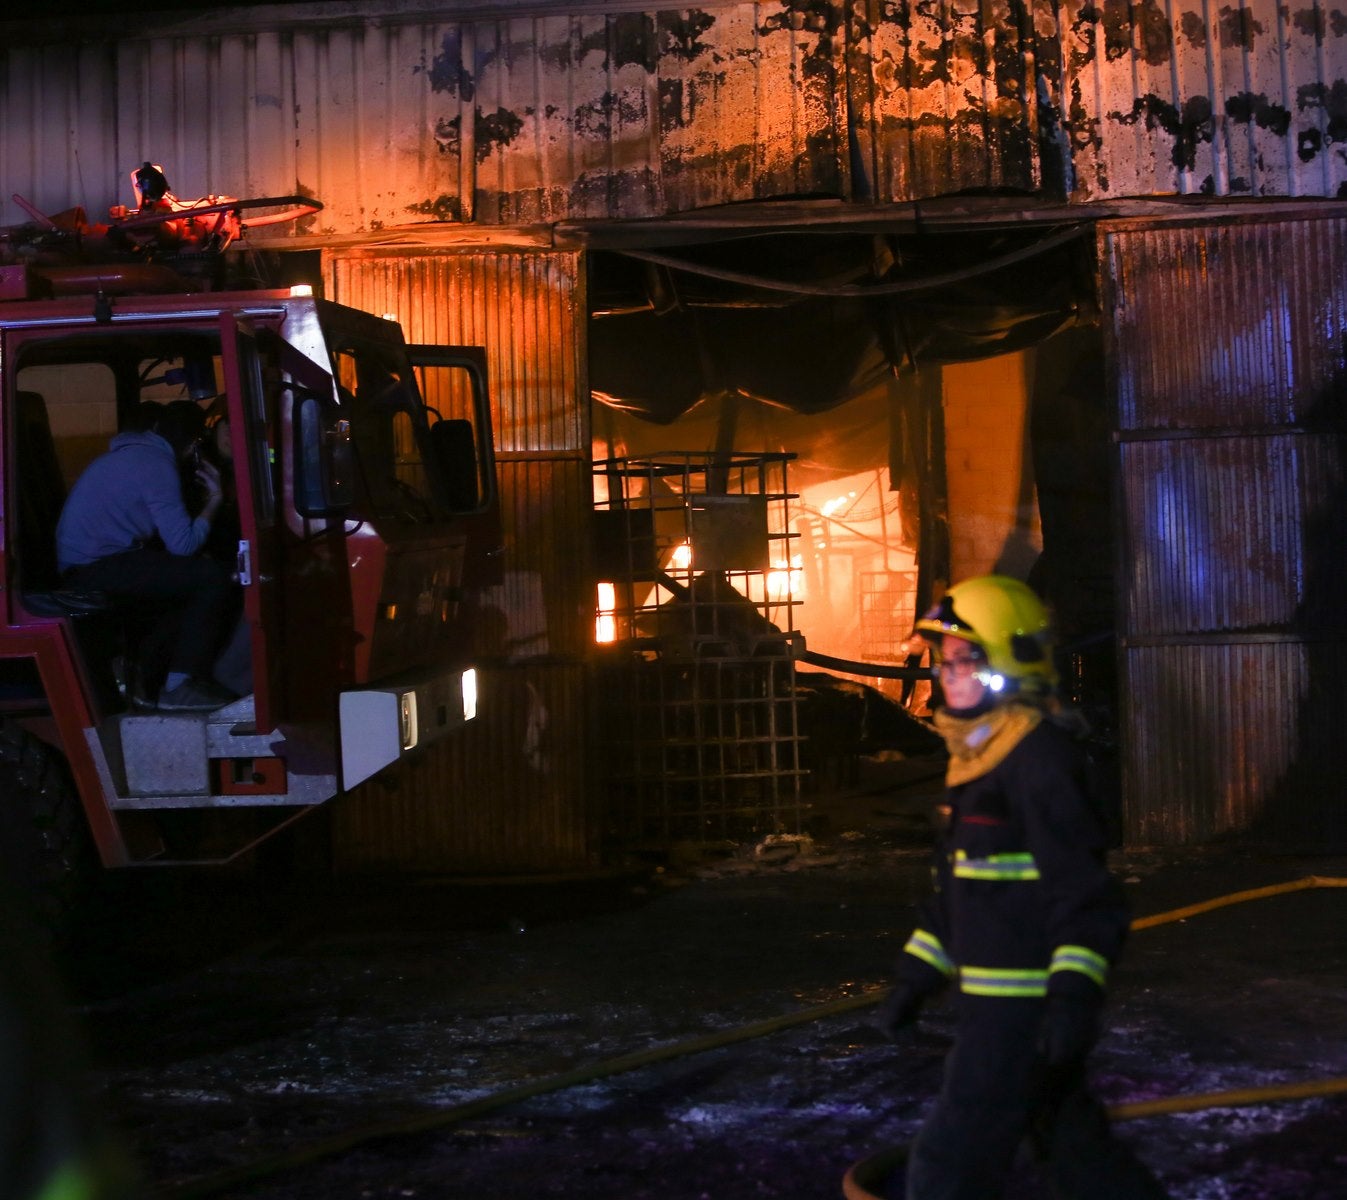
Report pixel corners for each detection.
[55,755,1347,1199]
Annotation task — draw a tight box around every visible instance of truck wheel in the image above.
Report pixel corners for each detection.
[0,722,91,940]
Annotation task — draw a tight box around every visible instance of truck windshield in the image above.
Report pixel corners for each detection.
[329,340,439,524]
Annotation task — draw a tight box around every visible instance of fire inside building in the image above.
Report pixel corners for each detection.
[1,0,1347,1197]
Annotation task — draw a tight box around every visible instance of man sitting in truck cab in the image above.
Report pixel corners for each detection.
[55,400,239,714]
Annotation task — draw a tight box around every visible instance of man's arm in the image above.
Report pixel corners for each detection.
[146,457,221,556]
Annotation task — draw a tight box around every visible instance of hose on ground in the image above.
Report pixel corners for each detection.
[1128,873,1347,930]
[842,1075,1347,1200]
[842,874,1347,1200]
[158,876,1347,1199]
[1108,1073,1347,1120]
[159,991,882,1199]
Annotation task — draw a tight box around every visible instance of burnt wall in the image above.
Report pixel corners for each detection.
[1,0,1344,233]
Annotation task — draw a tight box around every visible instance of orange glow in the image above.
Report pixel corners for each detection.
[820,490,857,517]
[766,555,804,601]
[596,581,616,643]
[668,540,692,571]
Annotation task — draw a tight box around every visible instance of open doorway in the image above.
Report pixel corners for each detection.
[585,224,1112,841]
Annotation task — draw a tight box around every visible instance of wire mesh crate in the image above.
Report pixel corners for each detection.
[859,569,919,663]
[592,452,806,845]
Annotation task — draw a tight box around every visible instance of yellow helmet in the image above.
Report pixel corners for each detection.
[914,574,1058,698]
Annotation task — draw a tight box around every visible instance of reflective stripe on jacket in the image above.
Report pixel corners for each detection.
[897,722,1129,1001]
[952,850,1040,881]
[902,927,1111,997]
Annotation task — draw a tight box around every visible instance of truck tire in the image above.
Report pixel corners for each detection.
[0,721,91,940]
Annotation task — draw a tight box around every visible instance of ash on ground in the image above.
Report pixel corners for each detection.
[54,754,1347,1199]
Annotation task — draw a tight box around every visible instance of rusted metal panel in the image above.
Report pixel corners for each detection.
[1119,434,1347,636]
[326,249,584,453]
[1120,642,1331,846]
[288,23,470,232]
[850,0,1347,202]
[1106,218,1347,431]
[324,246,593,870]
[4,0,1344,233]
[1108,214,1347,847]
[2,3,843,230]
[334,660,594,872]
[483,456,594,660]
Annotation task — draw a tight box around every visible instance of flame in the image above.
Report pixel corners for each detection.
[595,581,616,644]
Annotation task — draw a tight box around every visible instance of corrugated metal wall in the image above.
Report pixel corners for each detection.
[1104,214,1347,847]
[325,249,594,872]
[2,0,1345,232]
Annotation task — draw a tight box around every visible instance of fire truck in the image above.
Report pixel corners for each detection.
[0,167,498,922]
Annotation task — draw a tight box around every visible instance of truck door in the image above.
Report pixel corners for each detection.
[219,315,282,732]
[407,345,501,589]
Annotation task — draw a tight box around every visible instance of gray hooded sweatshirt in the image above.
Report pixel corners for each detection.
[56,430,210,572]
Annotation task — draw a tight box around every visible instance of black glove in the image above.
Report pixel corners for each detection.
[1038,993,1102,1066]
[875,983,925,1040]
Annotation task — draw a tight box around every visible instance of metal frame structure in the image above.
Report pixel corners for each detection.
[593,452,805,845]
[859,568,919,666]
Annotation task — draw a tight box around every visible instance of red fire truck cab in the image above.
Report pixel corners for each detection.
[0,270,497,906]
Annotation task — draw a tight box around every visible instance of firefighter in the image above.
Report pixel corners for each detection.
[878,574,1169,1200]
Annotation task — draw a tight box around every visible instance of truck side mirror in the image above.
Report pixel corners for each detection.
[429,417,479,512]
[295,391,354,517]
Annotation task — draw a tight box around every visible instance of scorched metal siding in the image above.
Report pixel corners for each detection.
[327,250,585,452]
[325,247,594,871]
[1119,434,1345,634]
[1122,641,1321,844]
[3,0,1346,231]
[1106,214,1347,848]
[1108,218,1347,431]
[334,661,593,872]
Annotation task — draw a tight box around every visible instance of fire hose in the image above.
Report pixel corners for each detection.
[842,873,1347,1200]
[159,875,1347,1199]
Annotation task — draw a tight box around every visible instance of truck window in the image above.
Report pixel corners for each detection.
[15,362,118,490]
[414,358,492,514]
[11,362,119,590]
[330,345,437,523]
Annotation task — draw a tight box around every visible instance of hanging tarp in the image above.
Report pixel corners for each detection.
[588,225,1088,422]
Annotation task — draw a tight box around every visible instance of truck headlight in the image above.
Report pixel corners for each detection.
[399,690,418,750]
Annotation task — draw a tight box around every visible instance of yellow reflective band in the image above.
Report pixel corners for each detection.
[952,850,1041,881]
[1050,944,1109,988]
[959,966,1049,997]
[903,928,955,978]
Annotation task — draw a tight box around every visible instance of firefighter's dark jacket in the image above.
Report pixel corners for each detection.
[898,716,1128,1003]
